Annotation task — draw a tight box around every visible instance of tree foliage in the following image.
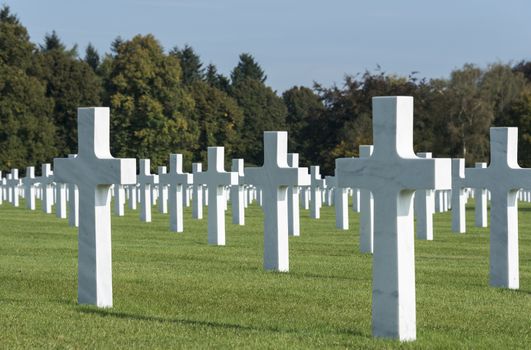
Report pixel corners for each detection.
[231,78,287,165]
[36,32,102,156]
[189,80,243,163]
[104,34,197,169]
[170,44,204,85]
[0,6,56,171]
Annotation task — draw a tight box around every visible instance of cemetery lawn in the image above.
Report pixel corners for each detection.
[0,201,530,349]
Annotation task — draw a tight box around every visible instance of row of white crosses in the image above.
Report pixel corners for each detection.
[2,99,528,342]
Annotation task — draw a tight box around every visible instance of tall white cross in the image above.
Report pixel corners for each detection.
[0,171,4,205]
[37,164,54,214]
[287,153,301,236]
[55,181,67,219]
[473,162,488,227]
[157,166,168,214]
[127,185,137,210]
[192,163,203,219]
[245,131,310,271]
[230,159,245,225]
[159,154,193,232]
[351,188,360,213]
[358,145,374,253]
[451,158,467,233]
[113,184,125,216]
[195,147,238,245]
[137,159,158,223]
[53,107,136,307]
[414,152,436,240]
[6,169,20,207]
[23,166,38,210]
[465,127,531,289]
[326,175,349,230]
[309,166,325,219]
[67,154,79,227]
[336,96,451,341]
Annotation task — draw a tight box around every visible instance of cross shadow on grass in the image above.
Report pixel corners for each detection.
[79,307,366,338]
[287,271,368,282]
[495,288,531,295]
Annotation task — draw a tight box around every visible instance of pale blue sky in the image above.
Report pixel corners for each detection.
[5,0,531,92]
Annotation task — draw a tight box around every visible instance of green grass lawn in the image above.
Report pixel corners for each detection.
[0,197,529,349]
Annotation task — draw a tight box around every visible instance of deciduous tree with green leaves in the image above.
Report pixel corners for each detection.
[104,34,197,169]
[36,31,102,156]
[0,6,56,171]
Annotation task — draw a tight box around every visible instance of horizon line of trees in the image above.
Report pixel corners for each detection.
[2,5,531,176]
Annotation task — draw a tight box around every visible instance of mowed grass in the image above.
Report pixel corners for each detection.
[0,196,529,349]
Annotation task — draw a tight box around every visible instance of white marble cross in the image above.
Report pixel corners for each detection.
[473,162,488,227]
[53,107,136,307]
[0,171,4,205]
[230,159,245,225]
[157,166,168,214]
[55,181,67,219]
[195,147,238,245]
[137,159,158,223]
[326,175,348,230]
[23,166,39,210]
[159,154,193,232]
[6,169,20,207]
[336,96,451,341]
[37,164,54,214]
[414,152,436,240]
[192,163,203,219]
[465,127,530,290]
[351,188,360,213]
[67,154,79,227]
[128,185,137,210]
[113,184,125,216]
[358,145,374,253]
[287,153,301,236]
[245,131,310,271]
[451,158,467,233]
[310,166,325,219]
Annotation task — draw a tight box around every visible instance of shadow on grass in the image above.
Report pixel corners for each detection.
[79,307,366,338]
[495,288,531,295]
[288,271,368,282]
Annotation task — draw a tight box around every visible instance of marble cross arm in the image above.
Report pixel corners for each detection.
[54,157,137,186]
[159,173,193,186]
[336,157,451,191]
[244,166,310,187]
[466,167,531,191]
[325,176,337,188]
[137,173,159,185]
[195,171,238,186]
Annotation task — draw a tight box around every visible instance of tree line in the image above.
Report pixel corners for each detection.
[1,6,531,175]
